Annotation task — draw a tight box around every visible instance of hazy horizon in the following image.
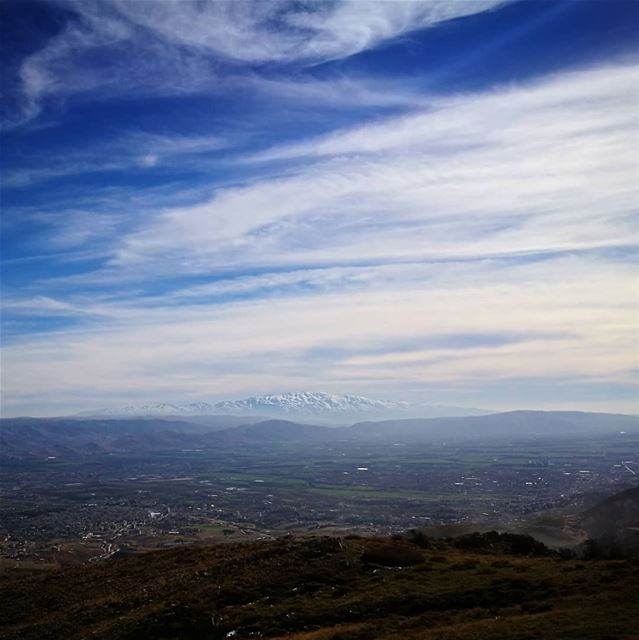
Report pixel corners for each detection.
[2,389,638,419]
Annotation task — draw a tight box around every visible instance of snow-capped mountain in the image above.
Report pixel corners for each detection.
[214,392,488,422]
[79,392,489,423]
[215,391,407,415]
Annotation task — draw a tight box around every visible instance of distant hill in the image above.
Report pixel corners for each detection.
[2,410,636,458]
[0,417,243,458]
[349,410,639,441]
[1,533,637,640]
[208,411,638,447]
[212,419,335,443]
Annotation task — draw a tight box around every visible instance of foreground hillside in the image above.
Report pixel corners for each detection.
[1,533,637,640]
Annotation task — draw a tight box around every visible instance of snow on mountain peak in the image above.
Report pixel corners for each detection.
[214,391,411,415]
[77,392,489,421]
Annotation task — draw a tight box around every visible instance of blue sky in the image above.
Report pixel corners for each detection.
[1,0,638,416]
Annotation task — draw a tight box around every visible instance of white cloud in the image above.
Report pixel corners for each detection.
[238,74,429,109]
[124,131,230,155]
[4,4,212,128]
[3,60,638,415]
[246,64,638,162]
[2,253,637,415]
[110,0,508,63]
[138,153,159,168]
[103,64,638,277]
[3,132,231,188]
[5,0,507,128]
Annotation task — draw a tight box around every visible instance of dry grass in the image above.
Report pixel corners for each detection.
[1,533,637,640]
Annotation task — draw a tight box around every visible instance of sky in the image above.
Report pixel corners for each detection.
[1,0,638,417]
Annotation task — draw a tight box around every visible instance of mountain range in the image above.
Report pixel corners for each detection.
[2,410,637,459]
[76,391,490,423]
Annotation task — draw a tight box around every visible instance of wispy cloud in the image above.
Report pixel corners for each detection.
[245,64,637,163]
[108,0,509,63]
[5,0,508,128]
[237,73,430,110]
[93,64,637,280]
[3,131,232,188]
[5,4,214,128]
[2,251,637,415]
[2,3,638,416]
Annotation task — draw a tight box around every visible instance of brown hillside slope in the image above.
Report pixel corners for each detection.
[581,484,639,554]
[1,534,637,640]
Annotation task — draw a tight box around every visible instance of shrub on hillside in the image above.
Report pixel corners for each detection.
[361,544,425,567]
[453,531,551,556]
[405,529,432,548]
